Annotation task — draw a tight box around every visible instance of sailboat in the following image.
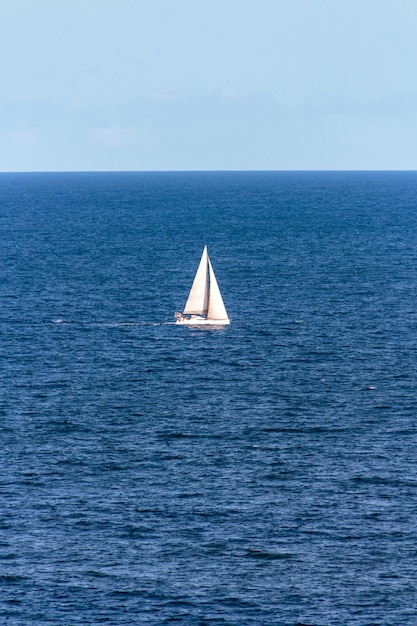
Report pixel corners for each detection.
[175,246,231,325]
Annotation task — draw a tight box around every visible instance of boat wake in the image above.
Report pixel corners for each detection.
[49,320,170,328]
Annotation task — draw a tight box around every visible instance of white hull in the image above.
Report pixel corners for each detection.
[176,317,230,326]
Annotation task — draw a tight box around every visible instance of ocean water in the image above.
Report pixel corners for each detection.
[1,171,417,625]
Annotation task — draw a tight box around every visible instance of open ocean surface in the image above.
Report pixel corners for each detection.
[1,171,417,625]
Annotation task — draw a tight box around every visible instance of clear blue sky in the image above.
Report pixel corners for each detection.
[1,0,417,171]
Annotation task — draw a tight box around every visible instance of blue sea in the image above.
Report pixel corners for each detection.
[1,171,417,625]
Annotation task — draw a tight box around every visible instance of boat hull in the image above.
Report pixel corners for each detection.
[176,317,230,326]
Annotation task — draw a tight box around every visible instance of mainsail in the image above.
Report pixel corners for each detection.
[183,245,209,315]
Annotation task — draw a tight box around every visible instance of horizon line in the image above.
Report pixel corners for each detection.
[1,168,417,175]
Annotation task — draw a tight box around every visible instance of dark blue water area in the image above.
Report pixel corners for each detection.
[1,171,417,625]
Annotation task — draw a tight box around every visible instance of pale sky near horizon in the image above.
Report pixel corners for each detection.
[1,0,417,171]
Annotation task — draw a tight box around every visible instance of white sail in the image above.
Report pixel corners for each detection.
[183,245,209,314]
[207,258,229,320]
